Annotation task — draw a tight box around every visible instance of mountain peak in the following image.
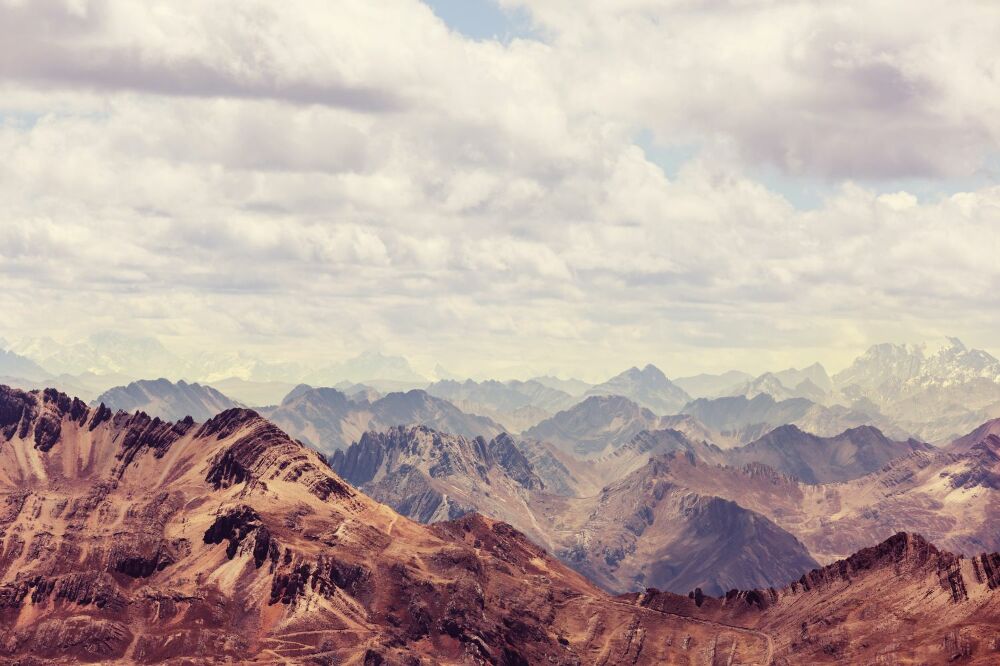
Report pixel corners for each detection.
[585,364,690,415]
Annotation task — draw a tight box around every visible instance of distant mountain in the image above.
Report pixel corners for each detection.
[522,395,671,457]
[332,426,546,540]
[641,435,1000,564]
[547,457,819,595]
[427,378,574,414]
[835,337,1000,400]
[94,379,240,422]
[528,375,592,396]
[673,370,752,398]
[681,393,905,444]
[5,334,307,384]
[773,362,834,393]
[11,332,180,378]
[584,364,691,414]
[262,387,504,455]
[206,377,298,407]
[426,378,574,432]
[834,338,1000,441]
[726,424,932,483]
[431,363,462,381]
[724,372,830,403]
[331,381,382,402]
[185,350,304,383]
[303,351,426,385]
[0,349,50,382]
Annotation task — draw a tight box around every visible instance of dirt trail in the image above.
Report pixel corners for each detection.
[603,598,774,665]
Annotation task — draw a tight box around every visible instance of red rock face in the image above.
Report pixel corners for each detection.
[0,386,779,664]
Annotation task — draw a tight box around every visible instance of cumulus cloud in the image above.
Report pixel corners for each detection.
[507,0,1000,178]
[0,0,999,379]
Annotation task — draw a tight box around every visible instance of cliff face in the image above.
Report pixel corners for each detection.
[3,385,778,664]
[633,532,1000,664]
[332,425,549,541]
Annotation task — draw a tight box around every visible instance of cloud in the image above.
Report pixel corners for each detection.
[0,0,999,379]
[0,0,404,111]
[506,0,1000,179]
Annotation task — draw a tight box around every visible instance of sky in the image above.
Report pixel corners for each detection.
[1,0,1000,381]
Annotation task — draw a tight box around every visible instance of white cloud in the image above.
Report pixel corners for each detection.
[0,0,999,380]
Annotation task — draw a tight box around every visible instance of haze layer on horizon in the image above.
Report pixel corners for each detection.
[2,0,999,379]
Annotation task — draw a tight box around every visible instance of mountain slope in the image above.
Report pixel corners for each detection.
[726,424,932,483]
[636,532,1000,665]
[0,384,774,664]
[425,378,574,432]
[637,439,1000,564]
[541,457,820,595]
[331,426,547,542]
[0,348,51,382]
[263,387,505,455]
[673,370,752,398]
[522,395,671,457]
[93,378,241,422]
[584,364,691,414]
[681,393,905,444]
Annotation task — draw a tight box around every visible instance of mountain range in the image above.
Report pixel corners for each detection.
[262,386,505,456]
[583,364,691,414]
[425,378,576,432]
[3,383,1000,663]
[331,418,949,596]
[93,378,242,422]
[9,334,1000,444]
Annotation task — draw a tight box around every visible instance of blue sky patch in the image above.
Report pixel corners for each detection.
[423,0,536,43]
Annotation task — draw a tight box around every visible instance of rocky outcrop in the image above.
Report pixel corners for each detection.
[949,435,1000,489]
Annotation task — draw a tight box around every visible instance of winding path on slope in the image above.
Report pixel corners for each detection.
[599,597,774,665]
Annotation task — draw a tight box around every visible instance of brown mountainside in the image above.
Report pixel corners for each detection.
[0,385,778,664]
[632,532,1000,664]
